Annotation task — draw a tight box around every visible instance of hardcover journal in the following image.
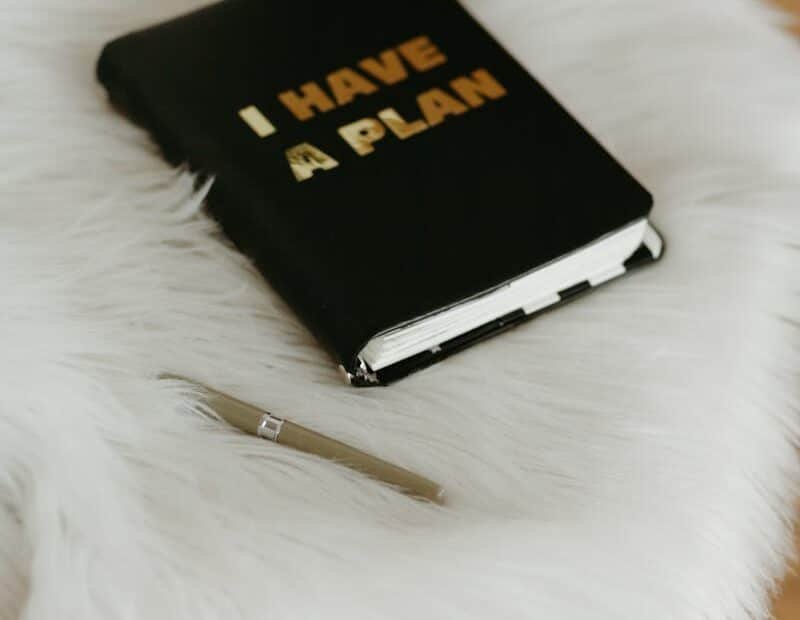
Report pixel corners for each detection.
[98,0,664,386]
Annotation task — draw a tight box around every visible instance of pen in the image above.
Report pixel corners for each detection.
[165,376,445,505]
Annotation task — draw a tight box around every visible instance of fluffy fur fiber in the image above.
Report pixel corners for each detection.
[1,1,799,618]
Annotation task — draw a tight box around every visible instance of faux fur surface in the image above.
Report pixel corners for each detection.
[2,1,799,618]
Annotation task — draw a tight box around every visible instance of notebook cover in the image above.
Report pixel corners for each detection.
[97,0,657,386]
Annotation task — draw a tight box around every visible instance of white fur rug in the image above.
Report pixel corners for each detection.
[2,1,799,618]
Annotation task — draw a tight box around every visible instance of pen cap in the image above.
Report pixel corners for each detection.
[203,389,266,436]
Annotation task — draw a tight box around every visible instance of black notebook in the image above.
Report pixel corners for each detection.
[98,0,663,386]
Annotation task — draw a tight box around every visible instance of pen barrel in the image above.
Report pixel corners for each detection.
[278,421,444,504]
[199,384,444,504]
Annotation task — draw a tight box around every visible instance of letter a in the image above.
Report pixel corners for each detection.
[285,143,339,182]
[417,88,468,126]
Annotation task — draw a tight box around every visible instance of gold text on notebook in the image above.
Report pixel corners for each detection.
[237,36,509,182]
[278,35,447,121]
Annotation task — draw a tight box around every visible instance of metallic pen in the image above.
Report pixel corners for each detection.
[166,377,445,504]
